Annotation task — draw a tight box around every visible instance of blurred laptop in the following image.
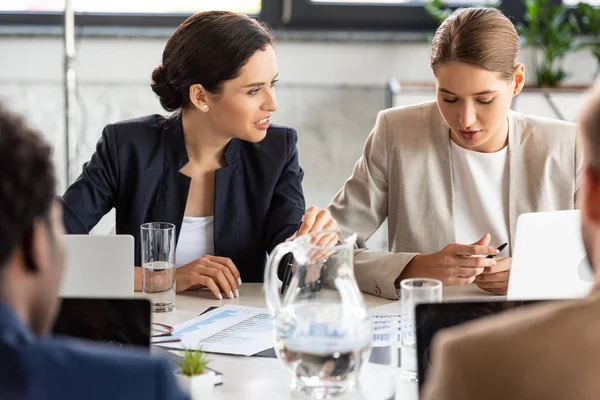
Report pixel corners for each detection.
[53,298,224,384]
[507,210,594,300]
[60,235,134,298]
[53,298,151,348]
[415,300,547,388]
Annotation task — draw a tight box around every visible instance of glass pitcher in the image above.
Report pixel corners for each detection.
[264,230,372,398]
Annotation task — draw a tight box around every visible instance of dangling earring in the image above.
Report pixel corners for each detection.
[201,104,209,111]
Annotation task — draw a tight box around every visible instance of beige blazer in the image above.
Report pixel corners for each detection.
[329,101,583,299]
[422,289,600,400]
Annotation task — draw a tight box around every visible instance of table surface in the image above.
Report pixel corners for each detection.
[152,283,498,400]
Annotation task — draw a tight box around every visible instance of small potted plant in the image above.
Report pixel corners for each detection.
[176,349,215,400]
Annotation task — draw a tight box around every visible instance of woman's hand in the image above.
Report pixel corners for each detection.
[290,206,339,246]
[473,256,511,295]
[176,255,241,299]
[400,234,499,286]
[295,206,338,236]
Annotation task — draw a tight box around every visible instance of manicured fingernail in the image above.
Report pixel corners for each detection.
[491,260,497,265]
[495,249,500,254]
[237,277,242,286]
[218,293,223,301]
[235,289,240,298]
[229,291,234,299]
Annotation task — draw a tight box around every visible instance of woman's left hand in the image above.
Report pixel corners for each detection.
[289,206,339,254]
[293,206,338,237]
[473,256,512,295]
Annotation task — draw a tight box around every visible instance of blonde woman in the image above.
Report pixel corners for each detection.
[329,7,583,299]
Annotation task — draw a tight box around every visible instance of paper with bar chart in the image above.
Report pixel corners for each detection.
[153,305,274,356]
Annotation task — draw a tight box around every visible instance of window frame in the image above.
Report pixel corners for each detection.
[262,0,527,31]
[0,1,590,33]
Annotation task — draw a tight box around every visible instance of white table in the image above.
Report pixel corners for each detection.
[153,283,498,400]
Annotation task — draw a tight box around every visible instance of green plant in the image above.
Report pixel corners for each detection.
[424,0,500,25]
[577,2,600,78]
[177,349,211,377]
[518,0,581,87]
[424,0,454,24]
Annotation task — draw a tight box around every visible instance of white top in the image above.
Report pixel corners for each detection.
[176,216,215,267]
[451,141,510,256]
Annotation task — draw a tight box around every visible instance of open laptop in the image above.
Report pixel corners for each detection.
[53,298,151,348]
[60,235,135,298]
[507,210,594,300]
[415,300,546,388]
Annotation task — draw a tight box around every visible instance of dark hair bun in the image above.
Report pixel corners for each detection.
[151,65,183,112]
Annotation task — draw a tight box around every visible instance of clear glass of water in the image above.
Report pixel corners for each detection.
[399,278,442,382]
[141,222,176,313]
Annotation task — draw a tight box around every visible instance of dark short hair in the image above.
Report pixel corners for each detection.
[0,105,56,268]
[151,11,274,112]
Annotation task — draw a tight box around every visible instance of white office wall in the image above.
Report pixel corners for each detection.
[0,35,595,246]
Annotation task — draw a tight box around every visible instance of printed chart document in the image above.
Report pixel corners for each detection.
[153,305,273,356]
[369,302,403,348]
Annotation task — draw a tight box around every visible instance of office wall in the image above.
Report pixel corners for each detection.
[0,35,595,247]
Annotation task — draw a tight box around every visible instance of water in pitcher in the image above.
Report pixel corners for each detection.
[274,302,372,398]
[142,261,176,312]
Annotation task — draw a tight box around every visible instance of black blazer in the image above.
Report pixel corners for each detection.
[60,112,305,282]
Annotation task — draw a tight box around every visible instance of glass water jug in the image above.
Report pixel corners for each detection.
[264,231,372,398]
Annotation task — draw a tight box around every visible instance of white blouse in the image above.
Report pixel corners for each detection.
[451,141,510,256]
[175,216,214,267]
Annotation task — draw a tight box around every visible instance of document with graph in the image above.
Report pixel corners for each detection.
[152,305,274,356]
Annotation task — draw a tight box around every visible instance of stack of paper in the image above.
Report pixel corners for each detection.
[153,305,274,356]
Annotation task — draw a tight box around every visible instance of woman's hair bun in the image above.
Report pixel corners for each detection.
[151,65,183,112]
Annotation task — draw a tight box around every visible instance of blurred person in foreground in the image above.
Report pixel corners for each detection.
[0,105,188,400]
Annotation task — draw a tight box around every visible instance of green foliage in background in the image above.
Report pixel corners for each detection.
[177,349,211,377]
[518,0,581,87]
[425,0,589,87]
[424,0,500,25]
[577,2,600,78]
[424,0,454,24]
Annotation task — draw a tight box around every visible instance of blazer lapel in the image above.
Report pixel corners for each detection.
[398,108,455,253]
[214,139,241,258]
[151,112,191,244]
[507,111,533,252]
[436,116,456,245]
[153,166,190,244]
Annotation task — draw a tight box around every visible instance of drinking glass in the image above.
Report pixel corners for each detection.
[399,278,442,381]
[141,222,176,313]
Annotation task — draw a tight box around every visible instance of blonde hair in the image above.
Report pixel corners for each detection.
[430,8,519,80]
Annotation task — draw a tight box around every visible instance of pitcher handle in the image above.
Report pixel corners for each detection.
[264,241,296,317]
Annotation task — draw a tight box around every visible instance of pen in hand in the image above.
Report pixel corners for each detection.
[486,242,508,259]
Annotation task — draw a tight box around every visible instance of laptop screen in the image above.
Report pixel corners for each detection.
[415,300,544,388]
[52,298,151,348]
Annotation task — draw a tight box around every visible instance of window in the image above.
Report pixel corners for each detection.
[274,0,524,31]
[0,0,261,27]
[0,0,261,14]
[563,0,600,4]
[0,1,595,31]
[309,0,495,4]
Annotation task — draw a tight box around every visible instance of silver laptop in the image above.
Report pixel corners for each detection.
[60,235,135,298]
[507,210,594,300]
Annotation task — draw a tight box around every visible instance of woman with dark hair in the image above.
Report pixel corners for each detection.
[61,11,337,300]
